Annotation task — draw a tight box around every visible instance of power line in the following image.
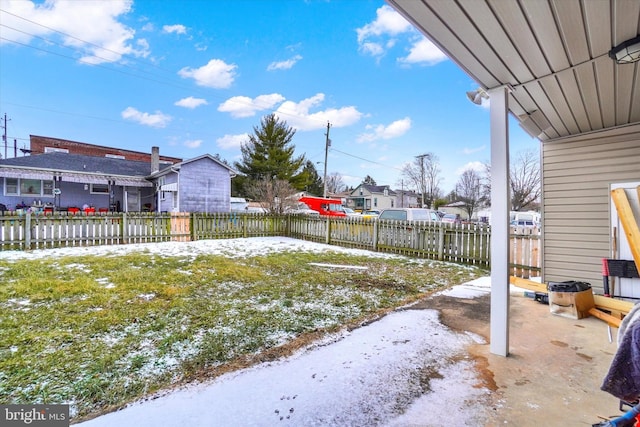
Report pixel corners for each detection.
[0,9,340,130]
[329,147,406,173]
[0,8,418,181]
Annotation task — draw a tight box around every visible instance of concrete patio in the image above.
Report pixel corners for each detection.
[422,287,628,426]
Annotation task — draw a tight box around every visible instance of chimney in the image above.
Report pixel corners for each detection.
[151,146,159,173]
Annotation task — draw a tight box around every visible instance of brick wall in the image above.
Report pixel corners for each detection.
[29,135,182,163]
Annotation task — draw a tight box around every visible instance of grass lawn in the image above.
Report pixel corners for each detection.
[0,245,486,420]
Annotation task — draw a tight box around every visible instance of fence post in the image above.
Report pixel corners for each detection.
[285,214,291,238]
[243,214,248,238]
[437,224,445,260]
[24,212,31,250]
[325,217,331,245]
[372,219,379,251]
[190,213,196,241]
[122,213,128,244]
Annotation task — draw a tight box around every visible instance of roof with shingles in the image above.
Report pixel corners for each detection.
[0,152,167,177]
[352,184,397,196]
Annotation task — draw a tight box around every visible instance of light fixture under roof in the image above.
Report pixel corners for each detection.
[609,35,640,64]
[466,88,488,105]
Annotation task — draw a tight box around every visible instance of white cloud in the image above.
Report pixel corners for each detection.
[267,55,303,71]
[360,42,385,57]
[218,94,286,118]
[0,0,150,64]
[357,117,411,142]
[356,5,446,66]
[141,22,155,32]
[178,59,237,89]
[217,133,248,150]
[175,97,208,109]
[398,38,447,66]
[462,146,486,155]
[455,161,485,176]
[356,5,413,43]
[121,107,171,128]
[356,5,413,59]
[275,94,363,131]
[163,24,187,35]
[183,139,202,149]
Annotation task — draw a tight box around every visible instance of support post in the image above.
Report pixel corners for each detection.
[25,212,31,250]
[488,86,511,357]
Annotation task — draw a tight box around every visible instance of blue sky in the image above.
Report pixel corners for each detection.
[0,0,538,194]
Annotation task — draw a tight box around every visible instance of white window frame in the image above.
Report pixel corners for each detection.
[90,183,109,194]
[5,178,54,197]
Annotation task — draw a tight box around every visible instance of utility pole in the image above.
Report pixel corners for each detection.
[415,153,428,207]
[323,122,331,198]
[1,113,8,159]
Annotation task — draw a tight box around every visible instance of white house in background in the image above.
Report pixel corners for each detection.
[347,184,399,211]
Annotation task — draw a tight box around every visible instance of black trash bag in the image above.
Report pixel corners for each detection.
[547,280,591,293]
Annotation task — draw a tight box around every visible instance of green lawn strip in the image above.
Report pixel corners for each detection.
[0,250,486,419]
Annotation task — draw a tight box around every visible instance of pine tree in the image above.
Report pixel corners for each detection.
[233,114,307,196]
[300,160,324,196]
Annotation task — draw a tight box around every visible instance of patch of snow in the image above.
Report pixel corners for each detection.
[435,276,491,299]
[79,309,491,427]
[308,262,369,270]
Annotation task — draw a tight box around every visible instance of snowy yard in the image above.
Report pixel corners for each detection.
[0,237,487,422]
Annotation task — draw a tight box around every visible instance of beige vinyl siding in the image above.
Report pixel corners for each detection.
[542,124,640,292]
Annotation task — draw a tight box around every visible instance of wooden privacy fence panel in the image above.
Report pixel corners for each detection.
[376,220,492,268]
[122,213,172,244]
[29,214,123,248]
[510,226,541,278]
[170,213,191,242]
[328,217,376,250]
[0,215,25,250]
[287,214,326,243]
[192,212,286,241]
[0,212,541,277]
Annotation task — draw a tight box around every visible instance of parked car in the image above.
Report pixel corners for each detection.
[441,213,462,224]
[361,209,381,220]
[287,204,320,216]
[378,208,441,222]
[342,207,361,217]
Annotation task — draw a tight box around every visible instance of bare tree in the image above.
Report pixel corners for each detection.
[400,153,442,208]
[455,169,483,219]
[510,149,540,211]
[244,176,298,214]
[325,172,346,195]
[481,149,540,211]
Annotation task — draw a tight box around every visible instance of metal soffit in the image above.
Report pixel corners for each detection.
[387,0,640,141]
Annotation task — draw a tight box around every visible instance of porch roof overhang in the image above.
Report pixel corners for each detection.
[0,166,153,187]
[387,0,640,142]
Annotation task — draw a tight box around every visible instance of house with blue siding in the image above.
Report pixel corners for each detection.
[0,137,236,214]
[150,154,236,213]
